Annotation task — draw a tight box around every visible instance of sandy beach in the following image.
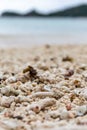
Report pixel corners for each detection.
[0,44,87,130]
[0,34,87,48]
[0,1,87,130]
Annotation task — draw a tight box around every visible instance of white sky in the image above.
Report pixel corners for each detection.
[0,0,87,13]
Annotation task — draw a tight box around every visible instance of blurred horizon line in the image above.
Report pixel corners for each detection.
[1,4,87,17]
[0,2,87,15]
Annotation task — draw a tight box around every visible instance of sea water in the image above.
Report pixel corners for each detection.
[0,17,87,44]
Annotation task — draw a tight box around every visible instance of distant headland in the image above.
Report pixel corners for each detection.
[2,4,87,17]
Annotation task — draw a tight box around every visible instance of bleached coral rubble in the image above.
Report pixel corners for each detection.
[0,45,87,130]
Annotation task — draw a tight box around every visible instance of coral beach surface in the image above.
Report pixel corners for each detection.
[0,45,87,130]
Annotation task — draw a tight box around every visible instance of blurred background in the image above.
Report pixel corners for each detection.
[0,0,87,47]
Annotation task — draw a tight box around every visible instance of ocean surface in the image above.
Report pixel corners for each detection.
[0,18,87,45]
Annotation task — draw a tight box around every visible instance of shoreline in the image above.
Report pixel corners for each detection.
[0,35,87,48]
